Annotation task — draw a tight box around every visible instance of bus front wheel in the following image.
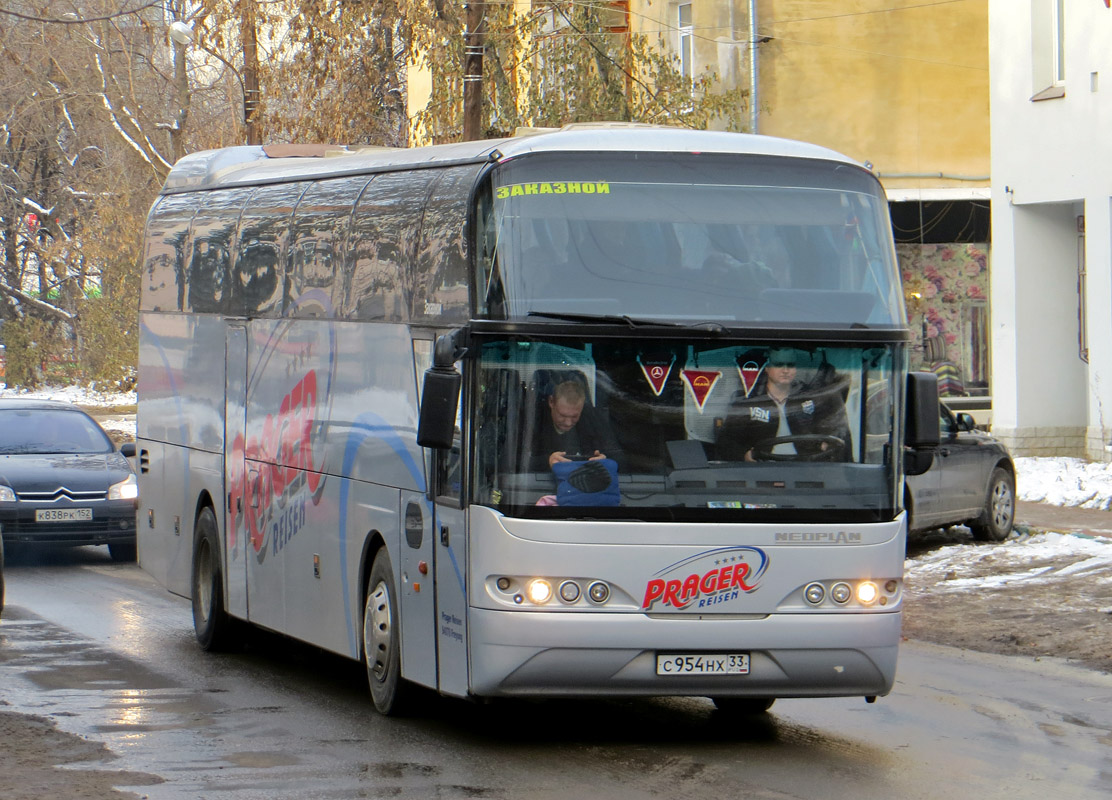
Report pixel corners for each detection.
[191,506,235,651]
[364,550,411,715]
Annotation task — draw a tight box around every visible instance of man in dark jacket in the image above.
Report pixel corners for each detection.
[531,380,621,471]
[718,348,850,462]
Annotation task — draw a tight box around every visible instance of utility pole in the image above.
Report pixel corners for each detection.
[241,0,261,145]
[462,2,485,141]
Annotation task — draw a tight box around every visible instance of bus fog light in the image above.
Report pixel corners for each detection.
[884,579,898,594]
[559,581,581,603]
[804,582,825,605]
[856,581,879,605]
[587,581,610,604]
[831,582,852,604]
[527,579,552,604]
[496,577,512,591]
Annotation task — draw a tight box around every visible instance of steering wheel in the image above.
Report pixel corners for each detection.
[750,434,846,462]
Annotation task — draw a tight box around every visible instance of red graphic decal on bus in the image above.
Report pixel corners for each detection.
[228,369,326,562]
[681,369,720,411]
[641,547,768,610]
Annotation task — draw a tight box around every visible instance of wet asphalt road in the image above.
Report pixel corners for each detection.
[1,546,1111,800]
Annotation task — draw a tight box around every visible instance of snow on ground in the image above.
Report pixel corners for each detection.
[1015,456,1112,510]
[0,383,136,408]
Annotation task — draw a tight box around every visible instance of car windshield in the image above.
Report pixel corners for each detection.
[0,409,113,455]
[470,335,904,523]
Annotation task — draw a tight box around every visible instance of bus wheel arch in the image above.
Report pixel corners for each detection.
[362,541,412,715]
[191,501,236,651]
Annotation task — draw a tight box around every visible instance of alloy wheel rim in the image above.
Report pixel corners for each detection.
[991,480,1013,529]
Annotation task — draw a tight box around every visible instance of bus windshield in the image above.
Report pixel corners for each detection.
[471,335,904,523]
[476,151,903,327]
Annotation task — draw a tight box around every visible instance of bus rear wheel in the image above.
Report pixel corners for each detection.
[191,506,235,651]
[364,550,411,715]
[711,697,775,715]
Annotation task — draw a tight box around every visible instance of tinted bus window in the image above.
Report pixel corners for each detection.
[186,188,253,314]
[288,177,370,319]
[343,170,438,321]
[479,153,901,327]
[143,193,201,312]
[411,164,484,324]
[233,183,307,318]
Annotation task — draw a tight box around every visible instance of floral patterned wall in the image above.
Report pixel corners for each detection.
[899,242,990,396]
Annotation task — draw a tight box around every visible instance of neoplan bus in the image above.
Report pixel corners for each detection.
[137,125,939,716]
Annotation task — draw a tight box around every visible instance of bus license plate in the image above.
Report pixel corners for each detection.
[35,508,93,523]
[656,653,750,676]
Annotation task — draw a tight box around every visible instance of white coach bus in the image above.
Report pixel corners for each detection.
[137,125,938,716]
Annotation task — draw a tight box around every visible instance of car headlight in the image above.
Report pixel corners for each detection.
[108,474,139,501]
[0,485,15,502]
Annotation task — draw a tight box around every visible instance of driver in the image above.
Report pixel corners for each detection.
[717,348,850,462]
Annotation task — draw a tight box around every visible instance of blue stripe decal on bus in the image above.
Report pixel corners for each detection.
[338,412,427,655]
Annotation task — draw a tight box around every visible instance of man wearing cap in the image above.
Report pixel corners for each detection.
[717,348,850,462]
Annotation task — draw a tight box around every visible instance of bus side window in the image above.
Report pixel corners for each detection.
[232,183,307,318]
[413,164,485,325]
[187,188,252,315]
[143,193,201,313]
[346,171,436,321]
[288,177,368,318]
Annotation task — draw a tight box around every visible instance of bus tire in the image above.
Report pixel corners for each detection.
[711,697,775,715]
[191,506,235,651]
[364,550,411,715]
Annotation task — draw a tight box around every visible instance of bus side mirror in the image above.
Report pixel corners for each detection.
[904,372,939,476]
[417,330,467,450]
[417,367,461,450]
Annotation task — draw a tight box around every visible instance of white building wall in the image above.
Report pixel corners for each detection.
[989,0,1112,460]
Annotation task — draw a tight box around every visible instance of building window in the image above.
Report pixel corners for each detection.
[1031,0,1066,100]
[679,3,693,85]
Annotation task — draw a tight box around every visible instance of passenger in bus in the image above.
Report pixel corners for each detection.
[717,348,850,462]
[531,380,622,471]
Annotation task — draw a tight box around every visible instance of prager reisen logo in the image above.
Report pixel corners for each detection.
[642,546,768,610]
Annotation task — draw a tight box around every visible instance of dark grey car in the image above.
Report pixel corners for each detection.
[0,399,138,561]
[906,403,1015,541]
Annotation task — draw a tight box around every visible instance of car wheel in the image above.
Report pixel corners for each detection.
[969,467,1015,542]
[191,506,236,650]
[711,697,776,715]
[364,549,411,715]
[108,541,137,562]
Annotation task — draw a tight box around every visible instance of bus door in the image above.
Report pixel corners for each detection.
[432,482,469,698]
[224,323,249,619]
[398,490,438,690]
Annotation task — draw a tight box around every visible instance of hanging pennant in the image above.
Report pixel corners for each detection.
[737,360,764,398]
[681,369,721,412]
[637,354,674,397]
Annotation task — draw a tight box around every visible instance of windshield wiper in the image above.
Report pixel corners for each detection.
[526,311,725,333]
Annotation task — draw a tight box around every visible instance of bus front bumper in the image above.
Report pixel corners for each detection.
[468,607,900,699]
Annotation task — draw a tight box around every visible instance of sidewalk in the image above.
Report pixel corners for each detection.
[1016,500,1112,541]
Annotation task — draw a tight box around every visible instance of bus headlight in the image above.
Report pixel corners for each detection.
[527,579,553,604]
[804,582,826,605]
[856,581,879,605]
[587,581,610,604]
[559,581,581,603]
[830,582,852,604]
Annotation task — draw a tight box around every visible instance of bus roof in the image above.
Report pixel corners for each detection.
[160,124,864,194]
